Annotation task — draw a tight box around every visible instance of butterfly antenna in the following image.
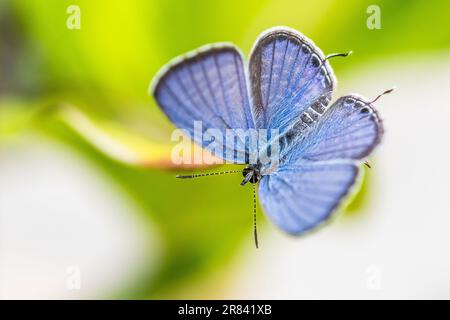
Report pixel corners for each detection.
[325,51,353,61]
[370,87,395,104]
[176,170,241,179]
[253,183,259,249]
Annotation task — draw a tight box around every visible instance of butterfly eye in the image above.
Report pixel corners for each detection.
[242,167,251,177]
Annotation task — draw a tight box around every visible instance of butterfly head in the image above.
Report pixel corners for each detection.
[241,165,261,186]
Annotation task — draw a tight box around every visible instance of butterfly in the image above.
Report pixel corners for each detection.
[150,26,391,247]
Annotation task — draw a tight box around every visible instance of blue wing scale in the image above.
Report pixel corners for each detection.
[259,162,359,234]
[151,44,255,163]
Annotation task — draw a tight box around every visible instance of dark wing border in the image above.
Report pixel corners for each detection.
[248,26,337,119]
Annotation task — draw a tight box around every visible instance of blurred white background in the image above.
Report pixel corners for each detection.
[0,140,160,299]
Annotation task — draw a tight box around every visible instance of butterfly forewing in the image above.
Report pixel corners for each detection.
[249,27,335,133]
[151,44,255,163]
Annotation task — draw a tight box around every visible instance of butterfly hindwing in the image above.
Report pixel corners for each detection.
[259,94,383,234]
[282,94,383,164]
[151,44,255,163]
[249,26,335,133]
[259,161,359,234]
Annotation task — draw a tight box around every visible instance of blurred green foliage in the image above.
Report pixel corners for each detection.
[1,0,450,298]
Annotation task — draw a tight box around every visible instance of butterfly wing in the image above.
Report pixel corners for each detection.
[151,43,255,163]
[259,95,383,234]
[259,162,358,234]
[249,26,335,133]
[282,94,383,164]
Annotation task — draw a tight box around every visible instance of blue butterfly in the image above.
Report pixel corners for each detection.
[150,26,390,247]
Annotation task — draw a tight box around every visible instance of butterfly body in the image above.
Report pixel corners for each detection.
[151,26,386,236]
